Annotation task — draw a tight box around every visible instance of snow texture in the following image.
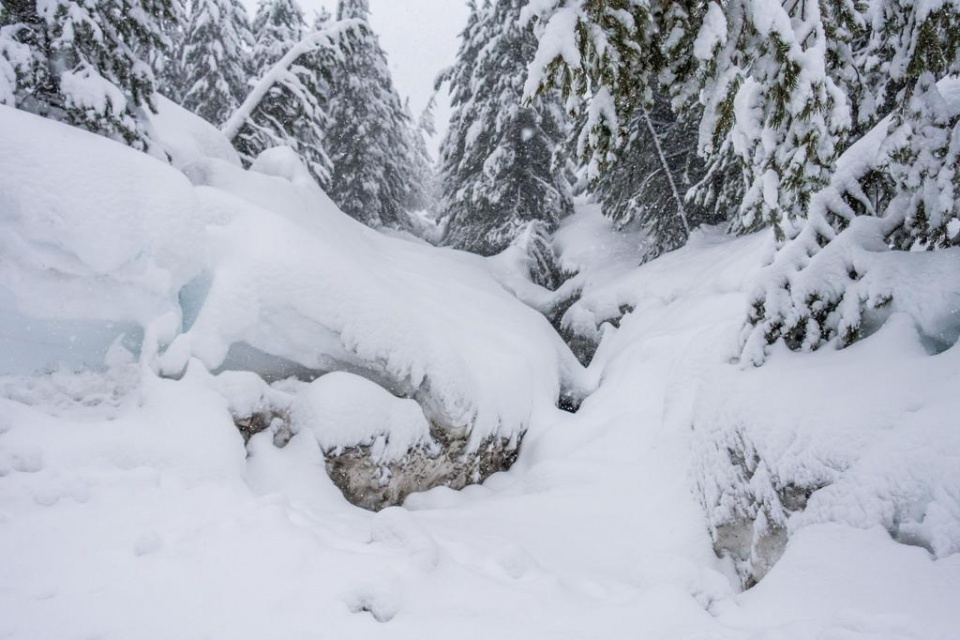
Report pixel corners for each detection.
[0,103,580,451]
[1,90,960,640]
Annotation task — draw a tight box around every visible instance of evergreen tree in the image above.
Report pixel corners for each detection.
[524,0,740,257]
[404,97,437,214]
[597,93,724,261]
[525,0,659,182]
[143,0,185,100]
[324,0,423,229]
[885,73,960,250]
[233,0,332,186]
[696,0,850,241]
[438,0,572,256]
[175,0,252,125]
[741,1,960,364]
[419,93,438,138]
[525,0,960,360]
[0,0,178,151]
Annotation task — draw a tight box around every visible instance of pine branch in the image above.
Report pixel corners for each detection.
[221,18,358,142]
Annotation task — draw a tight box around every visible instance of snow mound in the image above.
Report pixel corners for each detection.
[294,371,433,462]
[553,205,770,348]
[149,96,242,169]
[0,106,580,453]
[0,105,206,327]
[694,314,960,584]
[553,204,960,591]
[162,149,581,445]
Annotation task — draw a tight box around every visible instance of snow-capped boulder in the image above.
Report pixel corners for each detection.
[1,110,580,507]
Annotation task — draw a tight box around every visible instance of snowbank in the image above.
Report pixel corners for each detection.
[150,95,243,169]
[555,204,960,593]
[1,192,959,638]
[694,313,960,584]
[0,103,580,452]
[294,372,433,461]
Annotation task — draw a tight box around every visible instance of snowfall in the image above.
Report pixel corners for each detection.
[1,99,959,640]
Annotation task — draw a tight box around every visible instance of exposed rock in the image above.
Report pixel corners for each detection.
[713,514,790,589]
[230,376,523,511]
[695,425,826,589]
[234,408,292,448]
[324,429,522,512]
[555,302,635,368]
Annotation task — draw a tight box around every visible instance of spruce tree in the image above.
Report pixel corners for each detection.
[324,0,423,229]
[175,0,252,126]
[438,0,572,256]
[696,0,850,241]
[740,1,960,363]
[885,73,960,250]
[233,0,332,186]
[524,0,740,258]
[525,0,659,182]
[0,0,178,151]
[404,97,437,214]
[143,0,185,100]
[597,93,724,260]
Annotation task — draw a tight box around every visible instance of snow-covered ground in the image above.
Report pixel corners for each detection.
[1,103,959,639]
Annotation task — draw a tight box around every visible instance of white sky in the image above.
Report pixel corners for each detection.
[243,0,471,157]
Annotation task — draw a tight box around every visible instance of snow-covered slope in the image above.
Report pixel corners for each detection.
[0,104,581,448]
[1,103,959,639]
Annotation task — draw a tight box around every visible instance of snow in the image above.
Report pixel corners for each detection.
[2,96,960,639]
[58,63,128,118]
[220,20,359,143]
[522,6,581,100]
[1,102,579,450]
[693,2,728,60]
[150,95,242,168]
[294,371,433,462]
[0,105,206,329]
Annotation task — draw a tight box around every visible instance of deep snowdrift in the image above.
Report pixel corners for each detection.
[0,104,581,452]
[1,102,959,639]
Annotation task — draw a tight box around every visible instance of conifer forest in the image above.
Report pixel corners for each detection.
[1,1,959,637]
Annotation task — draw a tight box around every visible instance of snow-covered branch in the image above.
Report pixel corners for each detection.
[220,19,361,142]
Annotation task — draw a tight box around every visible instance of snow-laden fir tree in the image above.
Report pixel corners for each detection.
[174,0,252,126]
[438,0,572,256]
[232,0,332,186]
[404,97,438,215]
[323,0,424,229]
[694,0,850,241]
[740,1,960,364]
[596,93,726,261]
[524,0,959,361]
[523,0,738,258]
[0,0,178,151]
[142,0,185,100]
[524,0,658,179]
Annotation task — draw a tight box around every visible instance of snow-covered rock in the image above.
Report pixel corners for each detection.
[553,205,960,591]
[0,104,581,508]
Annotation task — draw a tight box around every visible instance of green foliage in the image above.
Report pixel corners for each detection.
[324,0,427,229]
[438,0,572,256]
[233,0,332,187]
[176,0,252,126]
[0,0,178,151]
